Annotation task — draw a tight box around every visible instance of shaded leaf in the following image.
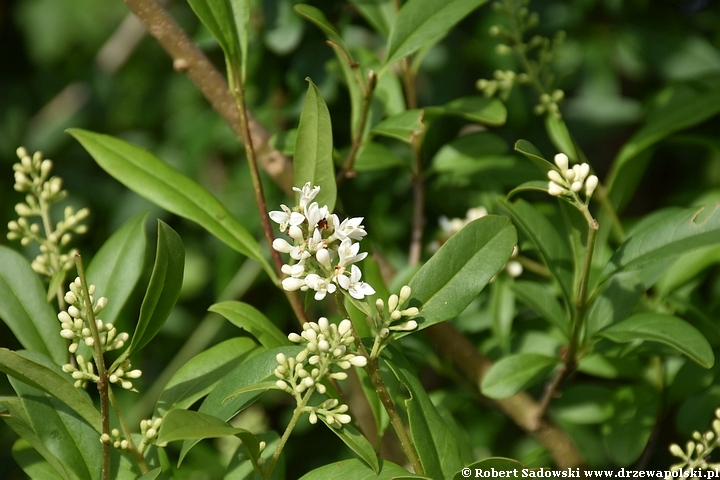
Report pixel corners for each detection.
[425,96,506,126]
[384,0,488,66]
[512,281,567,333]
[602,386,659,466]
[67,129,274,279]
[299,458,415,479]
[86,211,147,327]
[0,247,66,365]
[597,313,714,368]
[349,0,395,37]
[514,139,555,173]
[453,458,525,479]
[155,337,261,415]
[294,79,336,211]
[354,142,408,171]
[156,409,253,446]
[480,353,560,399]
[371,109,425,143]
[320,421,379,474]
[406,216,516,333]
[507,180,550,199]
[430,132,508,174]
[209,301,290,350]
[12,438,64,480]
[544,115,577,161]
[0,349,100,431]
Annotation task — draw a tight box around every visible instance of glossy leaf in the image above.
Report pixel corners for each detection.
[383,346,464,479]
[507,180,550,199]
[349,0,395,37]
[603,204,720,279]
[209,301,289,350]
[545,115,577,161]
[299,458,415,479]
[606,86,720,211]
[655,245,720,296]
[512,281,568,334]
[155,337,261,415]
[67,129,274,279]
[425,96,507,126]
[86,211,147,327]
[126,220,184,357]
[453,458,525,479]
[597,313,714,368]
[354,142,408,171]
[0,247,66,365]
[406,215,516,333]
[585,272,644,338]
[480,353,560,399]
[181,346,303,461]
[9,378,101,480]
[0,349,100,431]
[514,139,555,174]
[384,0,488,67]
[499,198,574,304]
[156,409,252,446]
[320,421,379,474]
[371,109,425,143]
[294,79,336,211]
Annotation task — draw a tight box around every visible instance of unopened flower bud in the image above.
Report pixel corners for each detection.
[585,175,598,197]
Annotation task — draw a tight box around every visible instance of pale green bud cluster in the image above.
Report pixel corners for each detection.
[534,89,565,117]
[305,399,351,429]
[108,359,142,391]
[477,71,529,101]
[372,286,419,340]
[100,429,129,450]
[667,407,720,473]
[275,318,366,428]
[138,417,163,453]
[58,277,128,354]
[7,147,89,278]
[547,153,598,202]
[62,355,97,389]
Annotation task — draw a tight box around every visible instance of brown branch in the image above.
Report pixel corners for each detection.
[426,322,585,469]
[121,0,293,194]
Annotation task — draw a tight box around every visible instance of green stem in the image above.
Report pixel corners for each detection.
[109,387,149,474]
[74,255,111,480]
[334,293,425,475]
[263,402,306,479]
[228,62,308,326]
[338,70,377,182]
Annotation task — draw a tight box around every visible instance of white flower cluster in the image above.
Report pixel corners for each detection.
[436,208,522,278]
[58,277,128,354]
[373,286,420,339]
[270,183,375,301]
[62,355,96,389]
[275,318,366,428]
[7,147,89,277]
[547,153,598,201]
[668,407,720,473]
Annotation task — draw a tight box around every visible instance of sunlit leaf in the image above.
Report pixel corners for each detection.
[209,301,289,350]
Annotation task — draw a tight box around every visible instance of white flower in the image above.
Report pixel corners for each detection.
[337,239,367,268]
[305,202,329,229]
[294,182,320,209]
[282,277,307,291]
[305,274,337,300]
[329,216,367,242]
[269,204,304,233]
[338,265,375,299]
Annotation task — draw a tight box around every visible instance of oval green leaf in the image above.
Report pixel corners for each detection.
[294,79,336,211]
[86,211,147,327]
[514,139,556,174]
[406,215,516,333]
[371,109,425,144]
[0,247,66,365]
[209,301,289,349]
[320,421,379,474]
[156,409,252,446]
[480,353,560,399]
[596,313,714,368]
[425,96,507,126]
[67,129,274,280]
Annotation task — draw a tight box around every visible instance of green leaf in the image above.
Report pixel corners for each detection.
[384,0,489,67]
[453,458,525,479]
[550,384,615,425]
[655,245,720,296]
[514,139,556,174]
[544,114,577,161]
[86,211,148,327]
[156,409,252,446]
[294,79,337,211]
[12,438,64,480]
[225,431,283,480]
[499,198,574,304]
[348,0,395,37]
[0,349,101,431]
[209,301,290,350]
[430,132,508,174]
[9,378,101,480]
[354,142,408,171]
[602,386,659,466]
[299,458,415,479]
[597,313,714,368]
[406,216,516,333]
[425,96,507,126]
[138,467,163,480]
[606,85,720,211]
[490,275,514,353]
[320,421,379,474]
[155,337,261,415]
[585,272,644,338]
[512,281,568,334]
[603,204,720,279]
[480,353,560,399]
[223,380,280,402]
[507,180,550,199]
[371,109,425,143]
[126,220,185,357]
[0,247,66,365]
[382,346,464,479]
[181,346,303,461]
[294,5,351,59]
[67,129,274,280]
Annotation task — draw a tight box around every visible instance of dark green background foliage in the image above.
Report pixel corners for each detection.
[2,0,720,476]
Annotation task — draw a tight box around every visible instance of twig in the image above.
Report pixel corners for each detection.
[121,0,294,194]
[408,140,425,266]
[109,387,149,474]
[337,69,377,183]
